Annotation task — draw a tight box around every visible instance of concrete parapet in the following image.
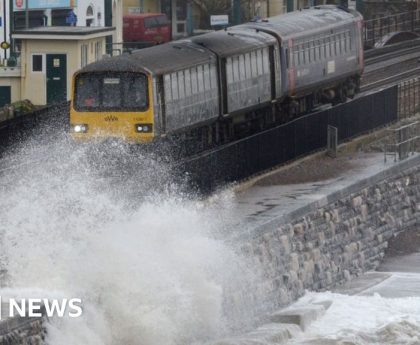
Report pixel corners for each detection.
[271,304,327,331]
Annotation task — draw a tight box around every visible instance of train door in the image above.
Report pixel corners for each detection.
[46,54,67,104]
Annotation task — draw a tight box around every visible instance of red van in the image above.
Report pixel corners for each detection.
[123,13,171,45]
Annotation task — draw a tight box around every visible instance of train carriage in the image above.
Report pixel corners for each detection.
[242,5,364,109]
[70,5,364,145]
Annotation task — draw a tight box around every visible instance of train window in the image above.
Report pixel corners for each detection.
[337,34,343,55]
[164,74,172,101]
[346,31,350,51]
[211,65,217,88]
[316,40,321,60]
[203,64,211,90]
[123,77,148,109]
[74,72,148,112]
[250,51,257,77]
[328,37,332,57]
[311,41,316,61]
[307,42,311,63]
[239,54,246,81]
[235,56,241,81]
[197,65,204,92]
[191,67,198,94]
[256,49,264,75]
[178,71,185,98]
[299,45,304,65]
[305,43,310,64]
[229,57,236,82]
[171,72,178,100]
[308,41,315,62]
[339,34,343,54]
[294,50,299,66]
[227,58,234,83]
[184,69,191,97]
[262,48,269,73]
[75,76,100,108]
[338,33,342,54]
[244,53,251,79]
[103,78,121,107]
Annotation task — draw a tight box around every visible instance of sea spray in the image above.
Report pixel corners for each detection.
[0,134,261,345]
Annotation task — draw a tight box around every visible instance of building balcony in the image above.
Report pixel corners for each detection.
[0,66,21,78]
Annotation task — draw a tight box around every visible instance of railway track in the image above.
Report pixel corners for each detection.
[362,66,420,92]
[365,39,420,66]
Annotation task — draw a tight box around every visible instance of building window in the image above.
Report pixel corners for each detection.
[81,45,88,67]
[86,6,94,16]
[95,41,102,61]
[86,5,94,26]
[32,55,43,72]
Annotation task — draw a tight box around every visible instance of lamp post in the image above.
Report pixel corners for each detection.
[2,0,7,59]
[232,0,241,25]
[186,0,192,36]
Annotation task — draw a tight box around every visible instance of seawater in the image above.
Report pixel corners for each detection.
[0,134,260,345]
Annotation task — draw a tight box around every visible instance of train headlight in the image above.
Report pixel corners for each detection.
[135,124,153,133]
[72,124,88,133]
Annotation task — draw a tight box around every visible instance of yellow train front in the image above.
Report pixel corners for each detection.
[70,68,155,143]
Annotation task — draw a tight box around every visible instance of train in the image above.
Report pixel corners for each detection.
[70,5,364,147]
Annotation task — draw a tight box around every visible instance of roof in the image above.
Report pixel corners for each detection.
[79,40,216,75]
[240,5,362,40]
[12,26,115,40]
[190,29,276,57]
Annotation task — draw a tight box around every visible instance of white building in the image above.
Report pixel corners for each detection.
[73,0,105,27]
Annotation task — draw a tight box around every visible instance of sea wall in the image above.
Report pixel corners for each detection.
[241,155,420,307]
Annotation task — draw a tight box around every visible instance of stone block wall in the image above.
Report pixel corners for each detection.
[241,159,420,310]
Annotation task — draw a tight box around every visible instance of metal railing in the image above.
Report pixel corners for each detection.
[398,77,420,119]
[384,121,419,162]
[180,86,398,192]
[364,9,420,48]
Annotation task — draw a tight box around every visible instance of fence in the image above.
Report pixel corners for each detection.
[384,121,419,162]
[180,86,398,192]
[398,78,420,119]
[364,9,420,48]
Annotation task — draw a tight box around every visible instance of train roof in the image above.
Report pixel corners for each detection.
[78,40,216,75]
[190,29,276,57]
[77,5,361,77]
[78,29,275,76]
[240,5,362,40]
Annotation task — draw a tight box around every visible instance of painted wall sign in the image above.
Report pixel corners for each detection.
[210,15,229,26]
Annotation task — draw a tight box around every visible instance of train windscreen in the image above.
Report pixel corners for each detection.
[74,72,148,112]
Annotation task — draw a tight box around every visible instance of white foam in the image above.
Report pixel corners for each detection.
[289,291,420,344]
[0,136,259,345]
